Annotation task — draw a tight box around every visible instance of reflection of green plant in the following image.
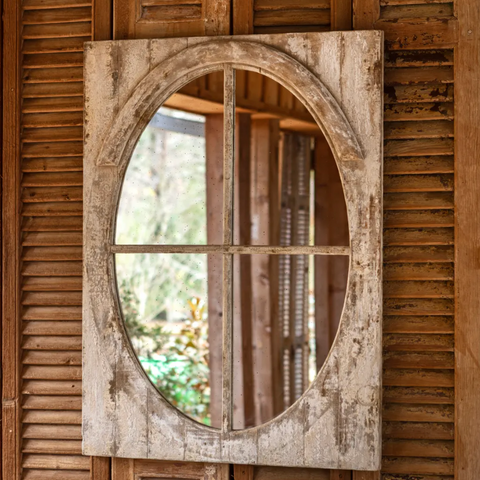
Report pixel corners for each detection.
[120,278,211,425]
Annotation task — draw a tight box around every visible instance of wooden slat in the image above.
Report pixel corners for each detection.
[23,439,82,455]
[385,84,454,104]
[383,421,454,440]
[385,66,453,85]
[384,228,453,246]
[384,281,453,298]
[383,386,454,404]
[384,192,453,210]
[22,424,82,440]
[22,291,82,306]
[23,321,82,335]
[23,97,83,112]
[22,187,83,203]
[384,246,453,263]
[22,203,83,216]
[385,50,454,67]
[384,175,453,192]
[23,82,84,98]
[22,454,90,470]
[24,53,84,69]
[23,67,84,84]
[384,121,453,139]
[22,262,82,276]
[23,470,89,480]
[384,210,454,228]
[22,351,82,365]
[22,306,82,320]
[23,366,82,380]
[23,395,81,410]
[384,157,453,175]
[22,380,82,395]
[22,172,83,187]
[254,9,330,26]
[23,112,83,127]
[22,336,82,350]
[381,3,453,19]
[23,157,83,172]
[375,17,458,50]
[22,217,83,231]
[383,369,454,387]
[382,457,453,476]
[23,8,92,25]
[22,276,82,291]
[255,0,330,9]
[385,102,453,122]
[384,139,453,157]
[23,22,92,39]
[383,439,453,457]
[23,0,91,10]
[23,410,81,425]
[384,263,454,281]
[23,127,83,142]
[383,316,453,334]
[384,352,454,369]
[383,332,454,350]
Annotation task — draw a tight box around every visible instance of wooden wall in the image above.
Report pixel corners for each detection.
[2,0,479,478]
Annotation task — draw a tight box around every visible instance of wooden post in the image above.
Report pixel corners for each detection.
[314,138,331,369]
[250,118,279,425]
[233,0,254,35]
[237,113,255,428]
[455,0,480,476]
[205,114,224,428]
[3,0,21,477]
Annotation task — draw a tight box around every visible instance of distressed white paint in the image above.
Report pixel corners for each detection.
[83,32,384,470]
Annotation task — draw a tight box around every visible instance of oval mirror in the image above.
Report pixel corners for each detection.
[115,69,349,429]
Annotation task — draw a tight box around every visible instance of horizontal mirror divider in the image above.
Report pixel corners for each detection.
[110,245,351,255]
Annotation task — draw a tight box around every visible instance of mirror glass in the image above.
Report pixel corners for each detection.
[115,69,349,429]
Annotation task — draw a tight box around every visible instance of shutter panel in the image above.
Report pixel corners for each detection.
[114,0,230,39]
[20,1,94,479]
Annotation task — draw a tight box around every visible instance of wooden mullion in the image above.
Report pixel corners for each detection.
[110,245,350,255]
[3,0,22,478]
[221,65,235,433]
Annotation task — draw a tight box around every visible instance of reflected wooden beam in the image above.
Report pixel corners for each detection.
[205,114,224,429]
[237,113,255,428]
[314,136,350,369]
[250,118,279,425]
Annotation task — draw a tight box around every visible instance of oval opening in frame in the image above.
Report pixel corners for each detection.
[114,69,349,429]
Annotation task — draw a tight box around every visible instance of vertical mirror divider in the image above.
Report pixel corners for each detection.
[222,64,236,434]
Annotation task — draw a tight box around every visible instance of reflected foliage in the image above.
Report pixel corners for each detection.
[119,278,211,425]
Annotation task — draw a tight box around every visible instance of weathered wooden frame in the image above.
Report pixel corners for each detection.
[83,32,383,470]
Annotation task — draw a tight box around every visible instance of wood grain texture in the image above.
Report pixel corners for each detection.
[3,0,22,478]
[455,0,480,475]
[83,32,383,470]
[114,0,229,39]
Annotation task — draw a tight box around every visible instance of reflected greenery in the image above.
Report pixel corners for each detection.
[116,108,212,425]
[119,278,212,425]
